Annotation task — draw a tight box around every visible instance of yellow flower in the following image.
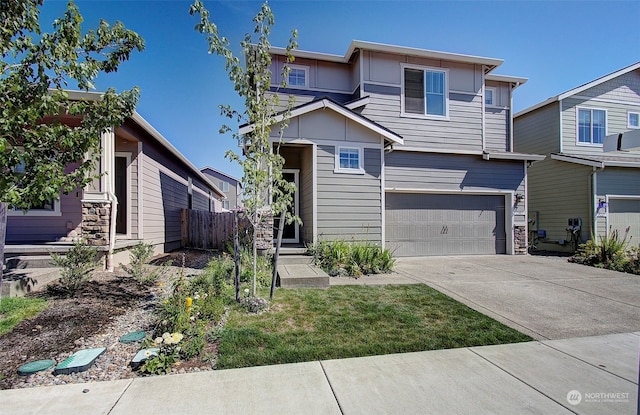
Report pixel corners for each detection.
[154,337,163,344]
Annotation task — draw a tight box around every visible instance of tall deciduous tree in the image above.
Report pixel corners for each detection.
[190,1,298,296]
[0,0,144,282]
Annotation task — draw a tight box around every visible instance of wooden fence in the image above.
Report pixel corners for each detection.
[181,209,238,250]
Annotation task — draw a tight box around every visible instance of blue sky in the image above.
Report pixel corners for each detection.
[40,0,640,180]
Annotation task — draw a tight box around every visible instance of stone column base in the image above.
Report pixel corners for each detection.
[81,201,111,247]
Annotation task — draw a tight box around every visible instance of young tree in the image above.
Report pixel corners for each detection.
[0,0,144,280]
[190,1,298,296]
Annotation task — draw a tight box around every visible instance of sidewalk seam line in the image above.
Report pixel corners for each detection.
[106,378,134,414]
[319,361,345,415]
[469,348,579,415]
[540,340,640,385]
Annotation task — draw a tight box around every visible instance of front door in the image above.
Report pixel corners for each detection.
[274,169,299,243]
[114,155,128,235]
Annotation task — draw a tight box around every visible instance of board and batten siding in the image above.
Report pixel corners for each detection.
[526,158,592,242]
[513,102,560,155]
[316,145,382,242]
[595,167,640,237]
[385,152,526,222]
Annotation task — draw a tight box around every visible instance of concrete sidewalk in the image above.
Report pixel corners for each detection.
[1,332,637,415]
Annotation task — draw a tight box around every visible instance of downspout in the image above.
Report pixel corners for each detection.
[590,164,605,242]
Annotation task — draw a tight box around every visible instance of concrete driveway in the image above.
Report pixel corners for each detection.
[394,255,640,340]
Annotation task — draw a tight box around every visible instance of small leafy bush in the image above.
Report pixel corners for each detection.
[139,332,184,375]
[571,227,631,271]
[120,242,162,284]
[307,239,395,277]
[50,241,98,294]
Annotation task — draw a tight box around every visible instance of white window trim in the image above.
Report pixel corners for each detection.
[628,111,640,129]
[222,200,230,210]
[575,106,607,147]
[8,199,62,217]
[334,145,365,175]
[485,87,498,107]
[219,180,229,192]
[287,64,309,88]
[400,63,450,121]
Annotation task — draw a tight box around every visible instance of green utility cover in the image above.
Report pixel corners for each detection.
[54,347,106,375]
[119,331,146,343]
[17,359,56,375]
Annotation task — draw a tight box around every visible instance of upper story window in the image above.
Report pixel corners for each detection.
[628,111,640,129]
[287,65,309,88]
[402,65,448,118]
[335,146,364,174]
[485,87,497,106]
[577,108,606,145]
[219,180,229,192]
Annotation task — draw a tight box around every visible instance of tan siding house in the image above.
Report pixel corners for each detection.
[514,62,640,251]
[7,95,225,268]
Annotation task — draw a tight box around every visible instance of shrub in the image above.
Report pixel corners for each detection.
[571,227,631,271]
[307,239,395,277]
[50,241,98,294]
[120,242,162,284]
[239,249,272,288]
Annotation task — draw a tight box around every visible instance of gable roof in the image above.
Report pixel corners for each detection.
[200,166,242,187]
[239,97,404,145]
[515,61,640,118]
[270,40,504,73]
[66,90,226,199]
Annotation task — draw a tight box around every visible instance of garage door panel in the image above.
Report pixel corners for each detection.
[386,193,506,256]
[609,198,640,244]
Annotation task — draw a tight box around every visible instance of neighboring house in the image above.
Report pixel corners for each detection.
[200,167,242,210]
[241,40,543,256]
[514,62,640,252]
[6,91,226,267]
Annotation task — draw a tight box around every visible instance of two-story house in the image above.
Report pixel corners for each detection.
[241,41,543,256]
[201,166,242,210]
[514,62,640,252]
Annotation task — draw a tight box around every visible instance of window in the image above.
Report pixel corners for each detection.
[222,200,230,210]
[485,87,497,106]
[7,161,60,216]
[334,146,364,174]
[403,66,448,117]
[577,108,606,145]
[628,112,640,129]
[287,65,308,88]
[219,180,229,192]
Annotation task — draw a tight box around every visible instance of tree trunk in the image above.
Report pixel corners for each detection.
[234,211,240,302]
[0,202,6,298]
[270,209,285,300]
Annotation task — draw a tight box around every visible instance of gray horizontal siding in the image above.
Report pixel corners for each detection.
[485,108,509,152]
[316,145,382,242]
[514,102,560,155]
[361,92,482,150]
[527,158,592,242]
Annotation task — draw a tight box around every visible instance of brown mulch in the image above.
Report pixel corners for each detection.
[0,249,221,390]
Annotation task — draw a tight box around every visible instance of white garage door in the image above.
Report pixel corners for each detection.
[609,198,640,245]
[386,193,506,256]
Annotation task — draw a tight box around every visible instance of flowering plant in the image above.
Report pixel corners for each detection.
[139,332,184,375]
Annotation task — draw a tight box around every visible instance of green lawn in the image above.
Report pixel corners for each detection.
[217,285,532,369]
[0,297,48,336]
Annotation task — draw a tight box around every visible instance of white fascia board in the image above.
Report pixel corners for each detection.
[483,151,546,161]
[485,74,528,88]
[200,165,241,184]
[604,160,640,168]
[557,61,640,101]
[269,46,347,63]
[347,40,503,69]
[550,153,604,168]
[130,112,226,198]
[240,99,403,145]
[345,96,370,109]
